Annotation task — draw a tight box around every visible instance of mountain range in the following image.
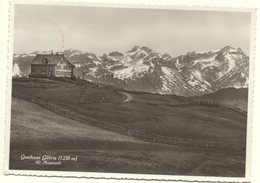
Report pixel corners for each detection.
[13,45,249,96]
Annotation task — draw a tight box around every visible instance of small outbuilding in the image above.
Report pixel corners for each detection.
[30,52,75,78]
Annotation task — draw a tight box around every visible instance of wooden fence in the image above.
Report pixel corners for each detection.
[170,101,247,116]
[12,90,246,153]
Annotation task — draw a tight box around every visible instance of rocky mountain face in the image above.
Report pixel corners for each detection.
[13,45,249,96]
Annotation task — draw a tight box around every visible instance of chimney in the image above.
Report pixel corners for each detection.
[51,50,53,55]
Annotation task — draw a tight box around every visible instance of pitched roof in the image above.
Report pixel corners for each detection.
[31,54,74,67]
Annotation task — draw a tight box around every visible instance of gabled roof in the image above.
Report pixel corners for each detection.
[31,54,74,67]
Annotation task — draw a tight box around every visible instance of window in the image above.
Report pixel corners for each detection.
[64,66,70,70]
[42,65,46,71]
[42,58,48,64]
[32,65,35,71]
[57,65,61,69]
[41,71,46,75]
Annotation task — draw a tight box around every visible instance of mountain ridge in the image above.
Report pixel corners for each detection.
[12,45,249,96]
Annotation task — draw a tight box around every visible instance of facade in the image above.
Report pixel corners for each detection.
[30,53,75,78]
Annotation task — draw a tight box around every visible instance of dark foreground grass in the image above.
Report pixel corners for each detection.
[10,148,245,176]
[10,97,245,176]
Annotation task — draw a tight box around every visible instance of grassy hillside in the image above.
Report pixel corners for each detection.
[12,78,125,103]
[10,97,143,147]
[10,97,246,176]
[129,90,190,105]
[192,88,248,111]
[12,78,247,145]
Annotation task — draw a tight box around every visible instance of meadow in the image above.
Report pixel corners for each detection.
[9,78,247,176]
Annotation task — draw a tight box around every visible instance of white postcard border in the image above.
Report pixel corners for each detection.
[3,0,257,182]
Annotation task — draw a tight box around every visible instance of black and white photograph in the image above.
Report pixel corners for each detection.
[5,2,255,181]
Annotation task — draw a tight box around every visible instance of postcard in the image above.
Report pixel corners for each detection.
[4,0,256,182]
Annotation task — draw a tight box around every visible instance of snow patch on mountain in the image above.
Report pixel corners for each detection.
[224,53,244,71]
[127,46,146,56]
[22,54,35,58]
[187,79,200,88]
[192,70,203,82]
[88,55,99,60]
[121,55,132,64]
[161,67,192,94]
[89,67,98,74]
[69,52,80,57]
[12,63,21,77]
[200,60,220,70]
[194,49,221,54]
[113,62,150,80]
[113,67,134,79]
[175,58,182,70]
[93,60,101,66]
[193,54,218,65]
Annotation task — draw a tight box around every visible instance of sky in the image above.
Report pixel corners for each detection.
[14,4,252,56]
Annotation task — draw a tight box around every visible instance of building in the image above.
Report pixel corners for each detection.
[30,53,75,78]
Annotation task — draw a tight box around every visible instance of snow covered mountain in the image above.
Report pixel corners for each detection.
[13,46,249,96]
[160,46,249,95]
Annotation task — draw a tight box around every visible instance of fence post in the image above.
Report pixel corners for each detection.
[195,140,198,148]
[153,137,157,143]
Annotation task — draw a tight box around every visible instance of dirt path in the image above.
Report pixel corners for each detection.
[119,91,133,102]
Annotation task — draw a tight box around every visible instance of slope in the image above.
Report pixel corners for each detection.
[192,88,248,111]
[12,78,247,145]
[10,96,245,176]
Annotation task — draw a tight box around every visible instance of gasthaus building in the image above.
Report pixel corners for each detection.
[30,52,75,78]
